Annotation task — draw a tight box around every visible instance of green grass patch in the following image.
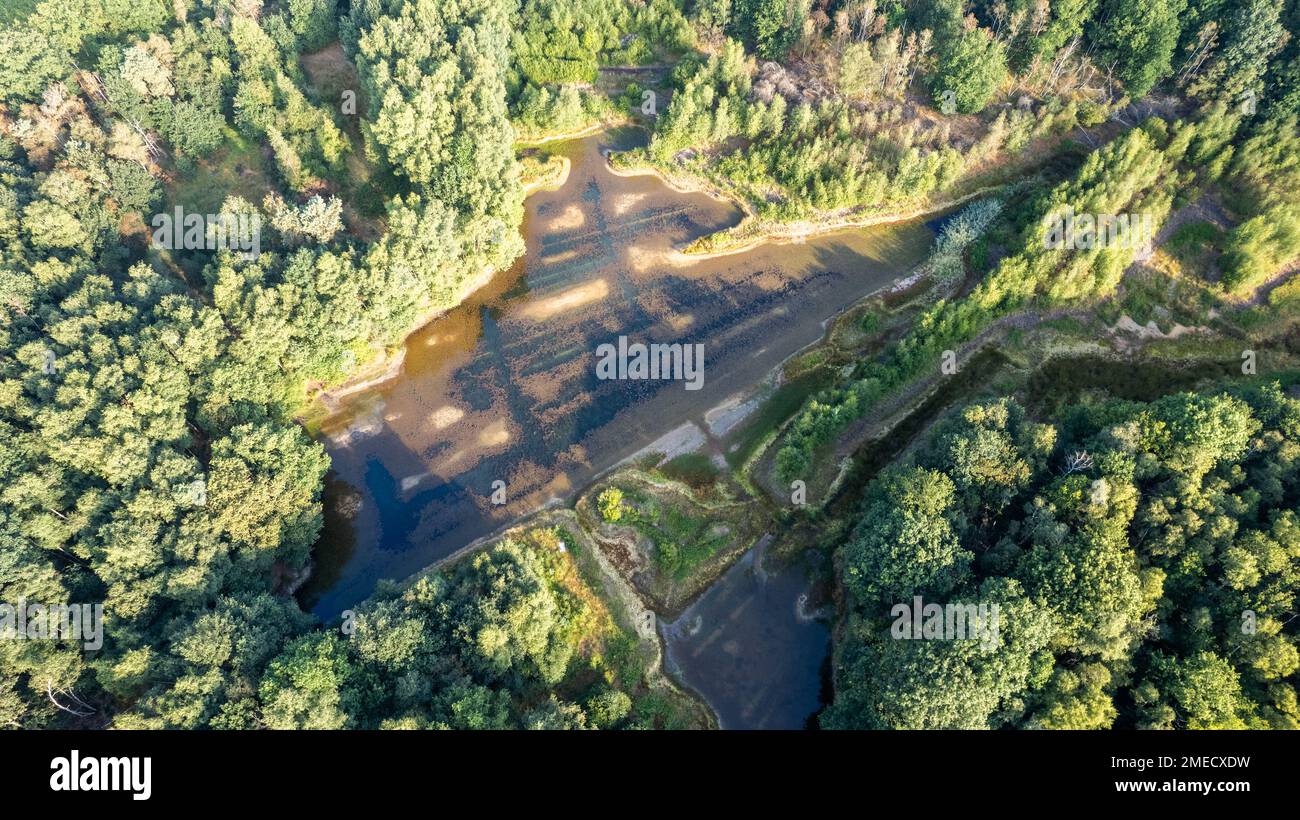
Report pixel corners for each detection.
[657,452,719,488]
[1024,355,1245,416]
[858,309,883,334]
[1112,264,1219,330]
[165,128,271,215]
[1163,220,1226,284]
[618,487,731,581]
[1166,220,1224,258]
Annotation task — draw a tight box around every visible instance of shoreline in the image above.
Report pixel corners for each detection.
[299,261,503,423]
[309,121,983,423]
[513,114,633,148]
[606,154,1004,261]
[331,227,939,620]
[304,126,608,423]
[520,154,572,195]
[298,123,958,723]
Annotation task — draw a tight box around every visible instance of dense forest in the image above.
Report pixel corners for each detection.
[829,387,1300,728]
[1,0,1297,729]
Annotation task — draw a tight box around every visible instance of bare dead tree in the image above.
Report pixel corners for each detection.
[1061,450,1094,476]
[46,680,95,719]
[1048,36,1081,88]
[78,67,168,164]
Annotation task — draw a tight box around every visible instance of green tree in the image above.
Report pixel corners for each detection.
[258,632,368,729]
[1092,0,1183,96]
[825,578,1054,729]
[842,467,972,605]
[928,25,1007,114]
[1189,0,1287,100]
[732,0,807,59]
[1218,203,1300,294]
[288,0,338,51]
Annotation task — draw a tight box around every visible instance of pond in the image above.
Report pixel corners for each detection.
[661,539,831,729]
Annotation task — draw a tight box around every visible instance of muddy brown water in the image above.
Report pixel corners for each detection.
[301,128,934,635]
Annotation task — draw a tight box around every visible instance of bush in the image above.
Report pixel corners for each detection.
[597,487,625,523]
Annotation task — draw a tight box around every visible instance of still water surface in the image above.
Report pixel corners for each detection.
[662,541,830,729]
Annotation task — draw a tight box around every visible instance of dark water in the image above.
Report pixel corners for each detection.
[301,126,933,618]
[661,540,830,729]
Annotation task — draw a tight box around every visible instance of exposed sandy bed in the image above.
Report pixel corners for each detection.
[628,421,709,464]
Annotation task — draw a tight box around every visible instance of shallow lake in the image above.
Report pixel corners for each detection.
[301,126,932,643]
